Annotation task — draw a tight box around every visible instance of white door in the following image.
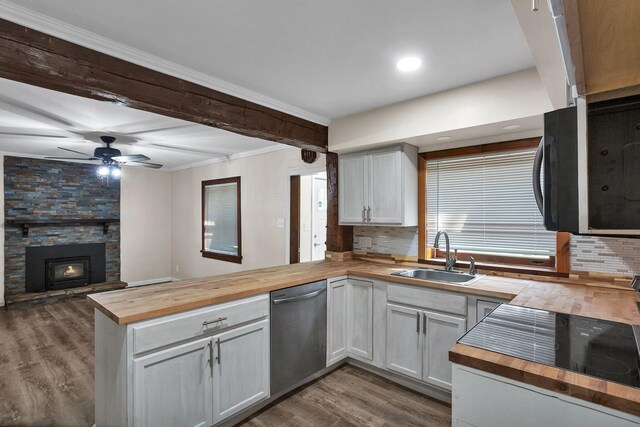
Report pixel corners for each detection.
[312,174,327,260]
[385,303,422,380]
[327,278,348,365]
[133,337,213,427]
[347,279,373,360]
[212,319,270,423]
[422,310,466,391]
[339,153,367,224]
[368,148,402,224]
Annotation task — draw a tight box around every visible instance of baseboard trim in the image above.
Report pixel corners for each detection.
[126,277,178,288]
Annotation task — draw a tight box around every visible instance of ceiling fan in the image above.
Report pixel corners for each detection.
[46,136,163,177]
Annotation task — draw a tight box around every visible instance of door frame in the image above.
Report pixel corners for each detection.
[286,166,325,264]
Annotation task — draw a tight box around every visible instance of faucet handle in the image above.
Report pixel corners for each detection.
[453,249,458,259]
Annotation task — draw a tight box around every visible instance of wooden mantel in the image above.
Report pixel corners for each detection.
[0,18,328,152]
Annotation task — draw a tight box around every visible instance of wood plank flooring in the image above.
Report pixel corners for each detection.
[0,299,94,426]
[239,365,451,427]
[0,299,452,426]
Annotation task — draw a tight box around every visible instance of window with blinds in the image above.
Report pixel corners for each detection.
[426,149,555,258]
[202,177,242,263]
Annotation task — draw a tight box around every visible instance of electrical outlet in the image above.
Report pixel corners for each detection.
[175,265,180,273]
[360,237,372,248]
[276,218,285,228]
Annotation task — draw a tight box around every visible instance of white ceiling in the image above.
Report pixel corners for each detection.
[3,0,534,121]
[0,77,280,170]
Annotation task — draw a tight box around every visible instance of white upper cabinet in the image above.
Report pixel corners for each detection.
[339,144,418,226]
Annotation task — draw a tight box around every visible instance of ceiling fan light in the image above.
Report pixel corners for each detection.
[97,165,109,177]
[111,167,121,179]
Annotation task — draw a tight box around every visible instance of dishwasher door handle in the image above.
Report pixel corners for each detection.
[272,287,326,304]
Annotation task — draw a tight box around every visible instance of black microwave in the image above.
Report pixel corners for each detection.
[536,95,640,235]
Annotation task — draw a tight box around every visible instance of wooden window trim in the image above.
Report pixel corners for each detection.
[201,176,242,264]
[418,138,571,272]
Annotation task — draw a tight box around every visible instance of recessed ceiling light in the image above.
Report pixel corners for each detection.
[502,124,522,131]
[397,57,422,72]
[435,136,452,141]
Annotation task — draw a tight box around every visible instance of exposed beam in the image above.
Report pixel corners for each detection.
[0,18,328,152]
[326,152,353,253]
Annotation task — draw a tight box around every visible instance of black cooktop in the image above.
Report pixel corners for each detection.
[458,304,640,388]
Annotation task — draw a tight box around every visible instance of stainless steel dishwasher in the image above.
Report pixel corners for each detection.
[270,280,327,395]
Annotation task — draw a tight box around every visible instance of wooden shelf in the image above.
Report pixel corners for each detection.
[5,218,120,237]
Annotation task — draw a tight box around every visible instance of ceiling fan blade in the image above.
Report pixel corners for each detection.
[45,156,99,161]
[112,154,150,162]
[123,161,163,169]
[58,147,96,158]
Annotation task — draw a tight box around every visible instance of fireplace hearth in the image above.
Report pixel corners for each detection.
[26,243,106,293]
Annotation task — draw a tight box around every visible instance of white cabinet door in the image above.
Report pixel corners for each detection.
[476,300,500,323]
[347,279,373,360]
[327,278,348,365]
[423,311,466,391]
[213,319,269,424]
[368,148,402,224]
[385,303,422,380]
[339,153,367,224]
[133,337,213,427]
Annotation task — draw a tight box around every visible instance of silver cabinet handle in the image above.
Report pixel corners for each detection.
[416,312,420,334]
[215,338,221,365]
[423,312,427,336]
[208,340,214,369]
[362,206,366,222]
[203,317,227,327]
[367,206,371,222]
[272,287,326,304]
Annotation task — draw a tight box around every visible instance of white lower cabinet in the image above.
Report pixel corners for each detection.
[422,311,466,390]
[385,302,466,390]
[213,319,269,423]
[347,278,373,360]
[385,303,422,379]
[327,277,374,364]
[133,338,213,427]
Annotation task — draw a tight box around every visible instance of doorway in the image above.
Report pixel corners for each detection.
[290,171,327,263]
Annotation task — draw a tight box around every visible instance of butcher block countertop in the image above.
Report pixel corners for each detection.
[88,259,640,416]
[87,259,528,325]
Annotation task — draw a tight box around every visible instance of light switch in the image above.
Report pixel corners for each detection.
[277,218,285,228]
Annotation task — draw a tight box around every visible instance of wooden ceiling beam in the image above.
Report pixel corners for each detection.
[0,18,328,152]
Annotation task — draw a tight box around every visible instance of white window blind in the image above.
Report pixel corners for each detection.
[204,182,239,256]
[426,149,555,257]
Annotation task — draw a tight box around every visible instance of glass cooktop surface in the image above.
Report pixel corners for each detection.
[458,304,640,387]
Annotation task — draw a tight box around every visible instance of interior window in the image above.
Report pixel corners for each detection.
[426,149,555,262]
[202,177,242,263]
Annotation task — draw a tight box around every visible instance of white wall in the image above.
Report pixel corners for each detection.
[120,167,172,285]
[328,68,553,153]
[171,147,325,280]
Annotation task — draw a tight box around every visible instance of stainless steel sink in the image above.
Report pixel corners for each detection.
[391,268,484,285]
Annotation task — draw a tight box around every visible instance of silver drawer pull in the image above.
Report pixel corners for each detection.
[203,317,227,327]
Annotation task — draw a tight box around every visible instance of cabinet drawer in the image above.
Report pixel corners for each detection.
[387,284,467,316]
[132,294,269,355]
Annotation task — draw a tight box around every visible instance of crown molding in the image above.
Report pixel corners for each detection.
[0,1,331,126]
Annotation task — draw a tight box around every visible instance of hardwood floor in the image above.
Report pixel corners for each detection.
[0,299,94,426]
[239,365,451,427]
[0,299,452,426]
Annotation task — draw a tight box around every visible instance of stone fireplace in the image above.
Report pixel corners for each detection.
[4,156,121,305]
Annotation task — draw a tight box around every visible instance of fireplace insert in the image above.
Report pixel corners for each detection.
[45,257,91,290]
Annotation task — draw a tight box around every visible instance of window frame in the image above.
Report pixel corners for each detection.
[201,176,242,264]
[417,138,570,273]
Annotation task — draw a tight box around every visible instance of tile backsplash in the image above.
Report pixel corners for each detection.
[353,226,418,257]
[570,235,640,276]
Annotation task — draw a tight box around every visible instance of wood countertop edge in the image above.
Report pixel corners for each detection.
[449,343,640,417]
[87,264,524,325]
